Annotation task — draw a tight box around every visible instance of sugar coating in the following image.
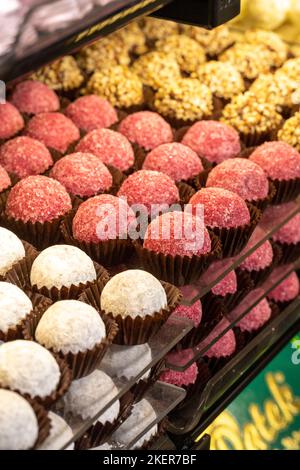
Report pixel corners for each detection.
[37,412,74,450]
[204,318,236,358]
[0,103,24,139]
[62,369,120,423]
[239,227,273,272]
[0,227,25,276]
[182,121,241,164]
[0,340,61,398]
[101,270,167,318]
[236,298,272,333]
[268,270,300,303]
[265,203,300,244]
[65,95,118,132]
[6,175,72,223]
[11,81,59,115]
[0,389,38,450]
[119,112,173,151]
[0,165,11,192]
[160,349,198,387]
[189,187,250,229]
[101,343,152,380]
[0,282,32,334]
[76,128,134,172]
[35,300,106,354]
[211,269,237,297]
[27,112,80,153]
[170,294,202,327]
[250,141,300,180]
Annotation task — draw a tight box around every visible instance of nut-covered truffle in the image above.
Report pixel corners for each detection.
[113,22,147,55]
[0,282,32,334]
[132,51,181,90]
[142,17,178,42]
[278,112,300,152]
[182,25,235,56]
[219,44,274,80]
[11,80,60,115]
[0,228,25,276]
[242,30,288,67]
[77,36,130,73]
[249,72,299,109]
[65,95,118,132]
[32,56,84,91]
[279,57,300,81]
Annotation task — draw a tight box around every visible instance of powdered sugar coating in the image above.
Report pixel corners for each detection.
[182,121,241,164]
[239,227,273,272]
[76,128,134,172]
[0,136,53,179]
[27,112,80,153]
[204,318,236,358]
[6,175,72,223]
[37,411,74,450]
[35,300,106,354]
[101,270,167,318]
[11,81,59,115]
[160,349,198,386]
[0,103,24,139]
[268,270,300,303]
[250,141,300,180]
[65,95,118,132]
[0,340,61,398]
[0,227,25,276]
[235,298,271,333]
[101,344,152,380]
[0,282,32,334]
[0,389,38,450]
[0,165,11,192]
[264,203,300,244]
[119,111,173,150]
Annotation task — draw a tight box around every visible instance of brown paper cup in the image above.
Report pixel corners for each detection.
[275,241,300,265]
[239,128,280,148]
[0,187,11,212]
[238,146,258,158]
[177,181,195,206]
[238,242,282,288]
[270,177,300,205]
[0,240,37,282]
[249,181,277,213]
[139,421,166,450]
[31,400,51,449]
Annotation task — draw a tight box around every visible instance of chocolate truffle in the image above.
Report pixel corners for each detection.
[210,263,238,297]
[0,228,25,276]
[0,389,38,450]
[31,56,84,91]
[249,72,298,110]
[239,228,273,272]
[30,245,96,290]
[77,36,130,72]
[119,112,173,151]
[231,297,272,333]
[203,318,236,358]
[76,129,134,172]
[35,300,106,355]
[37,412,74,450]
[101,343,152,380]
[243,30,288,67]
[142,17,178,42]
[0,165,11,192]
[170,298,202,327]
[11,80,59,115]
[250,141,300,180]
[160,349,198,387]
[0,340,61,398]
[50,152,112,197]
[267,271,300,303]
[26,112,80,153]
[100,270,167,318]
[278,112,300,152]
[182,121,241,165]
[265,203,300,244]
[65,95,118,132]
[0,282,32,334]
[279,57,300,82]
[219,43,274,80]
[6,175,72,223]
[132,51,180,90]
[0,103,24,140]
[0,136,53,179]
[182,25,235,56]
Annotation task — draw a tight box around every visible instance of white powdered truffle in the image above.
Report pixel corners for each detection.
[0,227,25,276]
[101,344,152,380]
[0,282,32,333]
[35,300,106,354]
[112,398,157,449]
[37,412,74,450]
[101,270,167,318]
[0,389,39,450]
[0,340,61,398]
[62,369,120,423]
[30,245,96,289]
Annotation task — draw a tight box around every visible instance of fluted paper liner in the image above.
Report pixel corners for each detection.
[140,420,166,450]
[270,176,300,205]
[177,181,195,206]
[31,400,51,449]
[130,358,165,404]
[0,187,11,212]
[0,239,37,282]
[239,127,280,148]
[238,242,282,288]
[275,240,300,265]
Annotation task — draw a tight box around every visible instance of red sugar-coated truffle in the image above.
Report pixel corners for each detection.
[0,165,11,192]
[72,194,136,243]
[211,268,237,297]
[250,142,300,180]
[76,128,134,172]
[0,136,53,179]
[202,318,236,358]
[160,349,198,387]
[119,111,173,150]
[6,175,72,223]
[170,287,202,327]
[144,211,211,258]
[189,187,250,228]
[206,158,269,202]
[182,121,241,164]
[117,170,179,215]
[263,202,300,245]
[234,298,271,333]
[50,152,112,197]
[142,143,203,182]
[65,95,118,132]
[11,80,59,115]
[26,112,80,153]
[0,103,24,139]
[239,227,273,272]
[267,270,300,303]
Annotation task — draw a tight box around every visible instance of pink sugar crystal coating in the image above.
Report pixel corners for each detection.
[211,270,237,296]
[263,202,300,245]
[250,141,300,180]
[170,287,202,326]
[0,103,24,139]
[11,80,59,115]
[239,227,273,272]
[235,298,272,333]
[6,175,72,223]
[182,121,241,164]
[50,152,112,197]
[65,95,118,132]
[119,111,173,150]
[26,112,80,153]
[143,143,203,182]
[0,165,11,192]
[160,349,198,387]
[76,128,134,172]
[268,270,300,303]
[203,318,236,358]
[0,136,53,179]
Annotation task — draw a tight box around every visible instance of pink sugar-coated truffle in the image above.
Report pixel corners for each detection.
[203,259,238,296]
[212,270,237,297]
[206,158,269,202]
[50,152,112,198]
[189,187,250,229]
[239,227,273,272]
[72,194,136,243]
[0,165,11,192]
[160,349,198,387]
[65,95,118,132]
[182,121,241,164]
[267,270,300,303]
[170,287,202,327]
[142,143,203,182]
[119,111,173,150]
[263,203,300,245]
[0,103,24,139]
[6,175,72,223]
[117,170,179,216]
[235,298,272,333]
[10,80,59,115]
[203,318,236,359]
[76,128,134,172]
[0,136,53,179]
[144,211,211,258]
[250,142,300,181]
[26,112,80,153]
